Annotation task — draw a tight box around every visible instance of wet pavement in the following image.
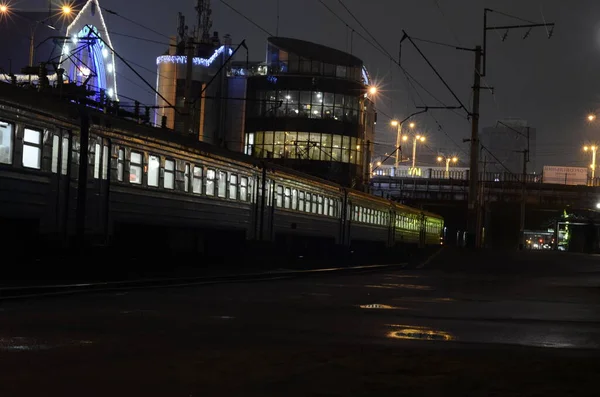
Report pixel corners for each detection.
[1,248,600,396]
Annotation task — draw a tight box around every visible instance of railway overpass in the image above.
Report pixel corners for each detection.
[369,170,600,251]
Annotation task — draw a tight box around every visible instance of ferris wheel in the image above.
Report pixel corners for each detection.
[59,0,118,101]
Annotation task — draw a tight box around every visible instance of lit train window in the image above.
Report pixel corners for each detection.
[323,197,329,215]
[206,169,216,196]
[298,191,305,210]
[102,145,109,180]
[229,174,238,199]
[311,195,317,214]
[193,166,202,194]
[148,155,160,187]
[305,193,311,212]
[129,152,142,184]
[0,120,13,165]
[93,143,101,179]
[22,128,42,169]
[184,164,190,192]
[61,136,69,175]
[291,189,298,210]
[218,171,227,198]
[276,185,283,207]
[328,199,334,217]
[117,149,125,181]
[51,135,59,173]
[240,177,248,201]
[284,187,291,209]
[318,196,323,214]
[164,159,175,189]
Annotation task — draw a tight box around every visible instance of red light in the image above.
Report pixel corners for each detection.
[539,239,543,243]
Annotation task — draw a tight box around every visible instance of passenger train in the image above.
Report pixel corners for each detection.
[0,84,443,263]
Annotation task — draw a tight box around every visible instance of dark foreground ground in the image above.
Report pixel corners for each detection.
[1,248,600,396]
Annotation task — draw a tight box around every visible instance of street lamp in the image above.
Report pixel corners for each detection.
[437,155,458,177]
[584,145,598,183]
[411,134,426,169]
[588,114,596,122]
[0,3,73,67]
[390,119,416,168]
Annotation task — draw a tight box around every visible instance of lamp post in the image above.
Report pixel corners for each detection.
[411,134,425,170]
[0,3,73,67]
[391,120,415,168]
[437,155,458,177]
[584,145,598,184]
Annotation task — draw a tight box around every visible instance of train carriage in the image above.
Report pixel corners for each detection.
[0,84,444,264]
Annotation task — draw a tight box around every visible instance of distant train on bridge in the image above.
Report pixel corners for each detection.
[0,86,444,260]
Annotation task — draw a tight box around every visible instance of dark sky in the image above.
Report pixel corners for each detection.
[8,0,600,171]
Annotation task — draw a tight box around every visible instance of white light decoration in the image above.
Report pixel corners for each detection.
[107,63,113,73]
[62,45,70,55]
[61,0,119,100]
[361,66,370,86]
[72,34,78,44]
[78,66,91,77]
[107,88,113,97]
[156,46,234,68]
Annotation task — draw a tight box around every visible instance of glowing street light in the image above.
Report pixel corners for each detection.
[0,4,8,13]
[368,86,377,95]
[437,155,458,177]
[411,134,426,169]
[390,120,416,168]
[584,145,598,182]
[588,114,596,122]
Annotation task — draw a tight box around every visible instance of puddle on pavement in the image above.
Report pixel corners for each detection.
[359,304,404,310]
[366,283,433,290]
[387,325,454,341]
[0,337,93,351]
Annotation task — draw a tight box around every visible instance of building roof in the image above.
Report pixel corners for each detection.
[268,37,363,68]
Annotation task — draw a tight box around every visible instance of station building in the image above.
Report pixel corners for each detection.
[243,37,376,189]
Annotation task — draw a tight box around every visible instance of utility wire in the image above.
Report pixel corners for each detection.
[100,6,171,40]
[216,0,274,36]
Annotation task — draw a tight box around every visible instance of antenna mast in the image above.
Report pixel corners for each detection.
[195,0,213,45]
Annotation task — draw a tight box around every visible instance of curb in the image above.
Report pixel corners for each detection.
[0,263,407,301]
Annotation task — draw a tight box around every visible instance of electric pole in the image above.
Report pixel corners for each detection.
[468,46,482,248]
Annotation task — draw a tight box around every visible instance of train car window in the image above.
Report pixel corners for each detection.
[323,197,329,215]
[328,199,334,217]
[240,177,248,201]
[148,155,160,187]
[22,128,42,169]
[229,174,238,199]
[318,196,324,215]
[51,135,59,173]
[298,191,305,210]
[305,192,311,212]
[164,159,175,189]
[218,171,227,198]
[206,169,216,196]
[61,136,69,175]
[248,178,255,203]
[291,189,298,210]
[311,194,318,214]
[117,148,125,181]
[192,166,202,194]
[284,187,291,209]
[0,120,13,164]
[184,164,190,192]
[71,136,80,175]
[129,151,143,184]
[93,143,101,179]
[102,145,109,180]
[275,185,283,207]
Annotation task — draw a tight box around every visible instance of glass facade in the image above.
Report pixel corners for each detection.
[249,89,361,123]
[245,131,362,165]
[267,43,362,82]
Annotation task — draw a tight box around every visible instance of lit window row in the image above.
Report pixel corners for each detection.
[352,206,389,226]
[275,184,338,217]
[119,149,253,201]
[250,90,361,124]
[395,214,421,232]
[245,132,363,165]
[0,122,43,169]
[267,45,364,82]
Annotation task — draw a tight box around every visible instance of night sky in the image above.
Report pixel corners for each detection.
[4,0,600,172]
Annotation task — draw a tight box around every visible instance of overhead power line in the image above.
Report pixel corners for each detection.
[216,0,274,36]
[101,6,171,40]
